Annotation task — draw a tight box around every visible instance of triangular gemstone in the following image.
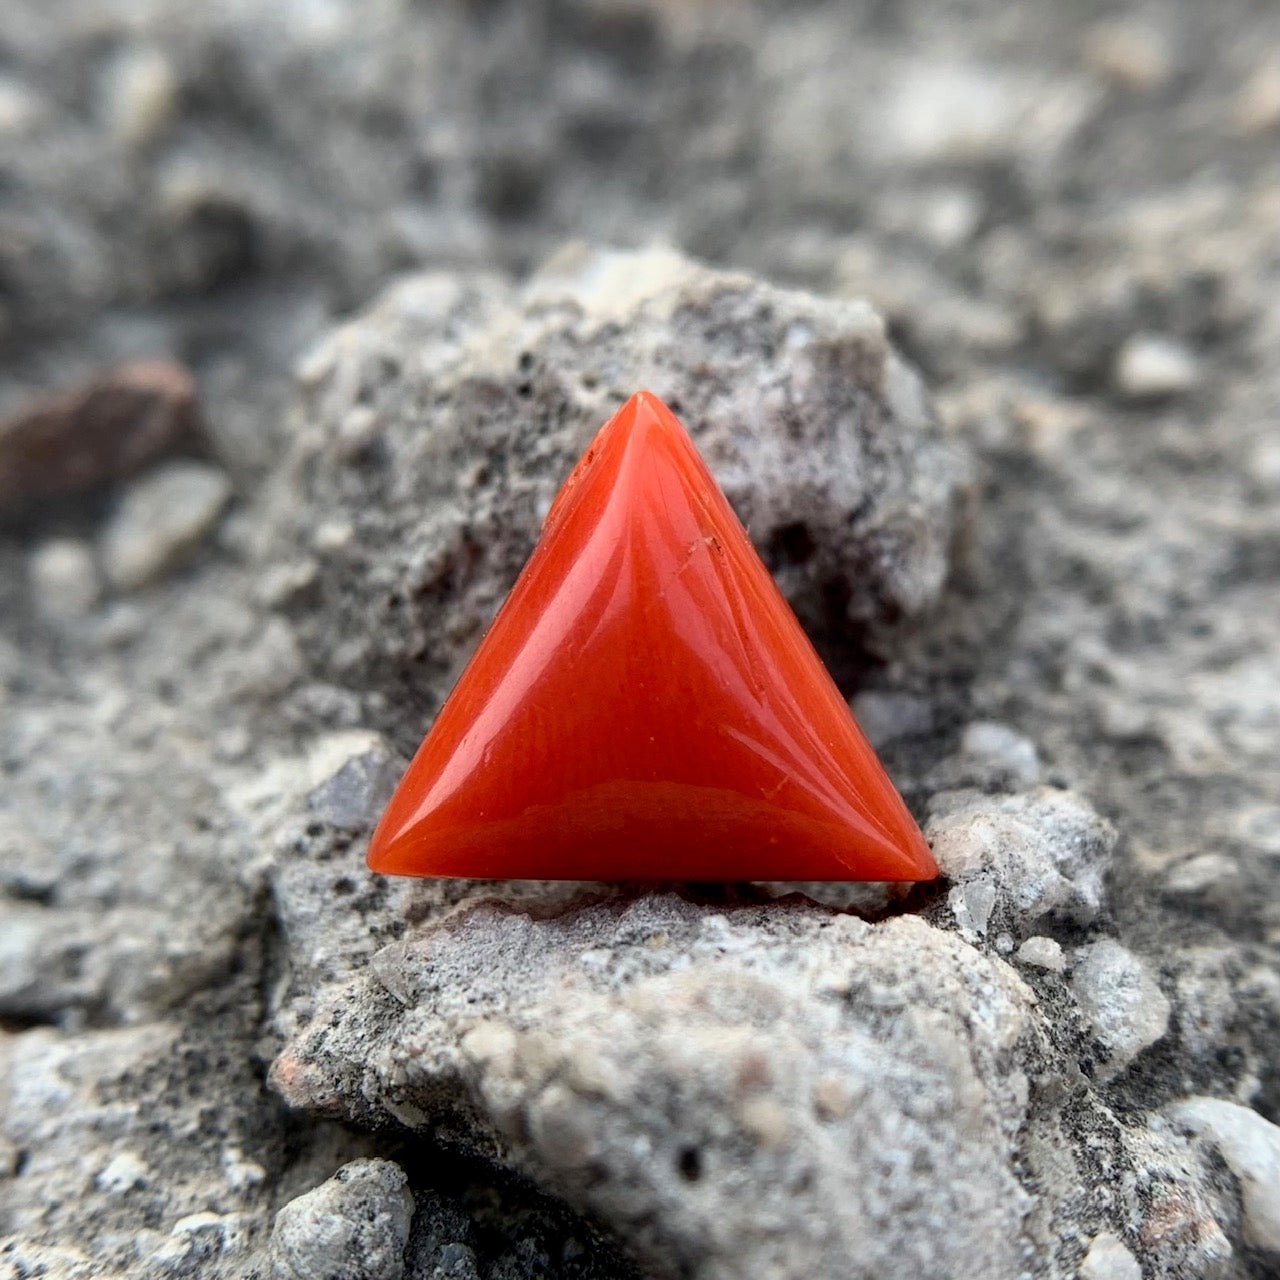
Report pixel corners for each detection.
[368,392,937,881]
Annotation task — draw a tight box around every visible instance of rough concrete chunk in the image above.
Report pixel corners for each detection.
[928,787,1115,938]
[274,894,1039,1280]
[274,246,968,747]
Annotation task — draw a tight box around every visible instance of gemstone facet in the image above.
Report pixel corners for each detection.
[368,392,937,882]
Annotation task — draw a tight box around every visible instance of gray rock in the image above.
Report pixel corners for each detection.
[1163,853,1241,900]
[1167,1099,1280,1254]
[0,690,256,1027]
[849,691,936,749]
[432,1241,479,1279]
[1168,949,1280,1091]
[1114,334,1201,399]
[257,731,418,1023]
[0,905,96,1021]
[305,731,403,834]
[1078,1232,1143,1280]
[1,1018,289,1275]
[150,1212,248,1275]
[270,1158,415,1280]
[275,245,967,746]
[1072,940,1171,1079]
[867,58,1094,166]
[1235,54,1280,133]
[274,894,1036,1280]
[28,538,100,620]
[0,1240,108,1279]
[957,721,1041,787]
[95,1151,151,1195]
[1015,936,1065,973]
[97,44,178,150]
[928,787,1115,939]
[101,461,231,590]
[1082,22,1173,93]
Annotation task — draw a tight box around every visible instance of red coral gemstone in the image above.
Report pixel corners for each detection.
[368,392,937,882]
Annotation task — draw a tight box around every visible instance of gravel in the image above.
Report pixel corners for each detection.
[1071,940,1173,1080]
[270,1159,415,1280]
[2,1,1279,1276]
[27,537,100,620]
[1077,1232,1143,1280]
[100,460,232,589]
[1167,1099,1280,1254]
[1113,333,1202,399]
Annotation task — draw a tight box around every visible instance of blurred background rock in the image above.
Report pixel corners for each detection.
[2,2,1279,1278]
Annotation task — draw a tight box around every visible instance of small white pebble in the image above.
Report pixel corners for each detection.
[96,1151,150,1194]
[221,1146,266,1193]
[101,462,232,591]
[784,321,814,349]
[29,538,100,620]
[313,518,355,553]
[1017,936,1065,972]
[960,720,1040,785]
[1079,1231,1142,1280]
[1164,854,1240,896]
[0,76,43,136]
[918,186,983,249]
[336,405,381,458]
[1250,438,1280,489]
[1236,54,1280,134]
[255,559,318,607]
[1114,334,1200,399]
[1083,22,1172,93]
[99,45,178,148]
[949,873,997,939]
[1168,1098,1280,1252]
[1073,939,1170,1077]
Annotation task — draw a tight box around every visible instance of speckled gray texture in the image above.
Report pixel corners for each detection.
[3,1,1280,1277]
[272,245,964,747]
[270,1158,414,1280]
[276,896,1039,1280]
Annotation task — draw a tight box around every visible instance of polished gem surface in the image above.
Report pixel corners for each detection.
[368,392,937,881]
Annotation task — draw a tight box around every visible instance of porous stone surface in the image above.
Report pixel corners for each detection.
[275,898,1040,1279]
[3,2,1280,1278]
[928,786,1114,940]
[275,244,963,744]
